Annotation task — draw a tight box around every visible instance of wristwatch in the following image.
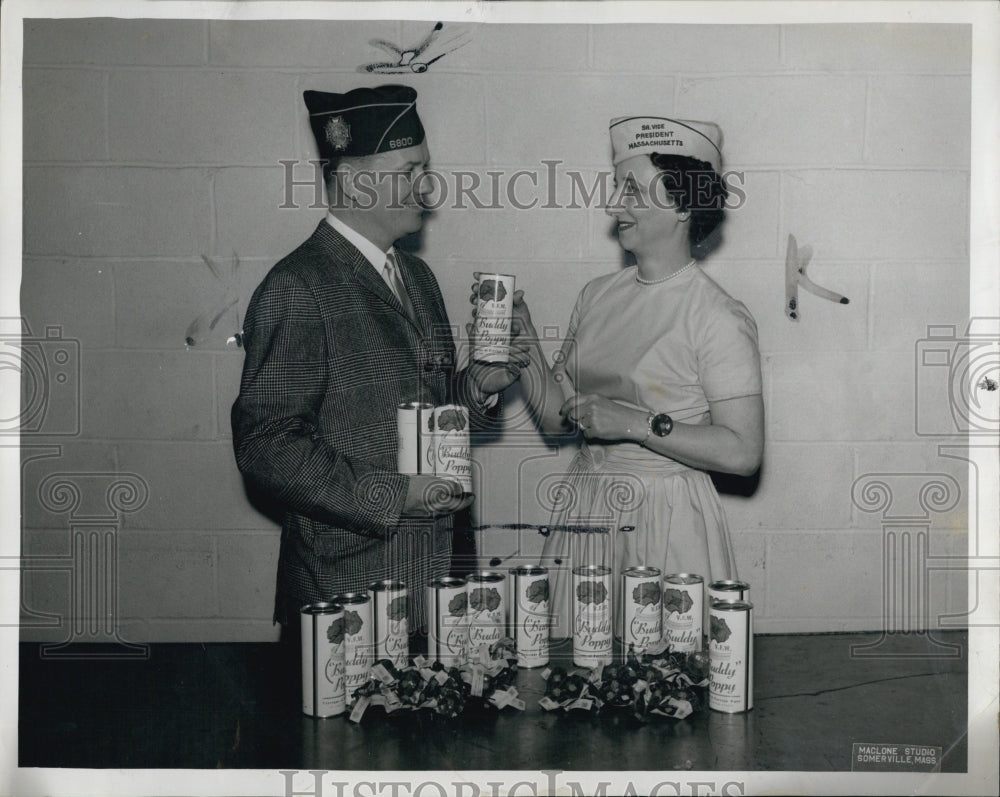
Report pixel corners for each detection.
[643,412,673,444]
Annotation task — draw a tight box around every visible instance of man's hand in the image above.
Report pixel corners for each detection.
[401,475,474,518]
[465,343,531,397]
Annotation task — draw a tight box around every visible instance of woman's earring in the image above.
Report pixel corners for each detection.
[677,210,691,223]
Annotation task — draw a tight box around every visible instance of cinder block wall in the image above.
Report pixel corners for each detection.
[20,19,971,641]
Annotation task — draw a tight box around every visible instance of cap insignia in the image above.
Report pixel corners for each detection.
[324,116,352,152]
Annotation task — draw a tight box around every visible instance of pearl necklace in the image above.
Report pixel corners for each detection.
[635,259,698,285]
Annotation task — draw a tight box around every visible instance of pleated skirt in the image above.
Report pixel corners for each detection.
[541,442,738,638]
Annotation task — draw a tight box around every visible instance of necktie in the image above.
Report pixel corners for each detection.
[383,250,418,326]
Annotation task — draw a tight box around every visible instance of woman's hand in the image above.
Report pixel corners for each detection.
[510,288,538,340]
[559,393,648,442]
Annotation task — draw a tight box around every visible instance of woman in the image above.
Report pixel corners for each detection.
[510,116,764,639]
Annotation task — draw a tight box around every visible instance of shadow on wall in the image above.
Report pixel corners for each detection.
[710,468,761,498]
[241,477,285,528]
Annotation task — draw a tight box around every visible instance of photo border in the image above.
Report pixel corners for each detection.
[2,2,997,795]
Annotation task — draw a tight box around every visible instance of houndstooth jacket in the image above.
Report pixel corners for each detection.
[232,219,496,631]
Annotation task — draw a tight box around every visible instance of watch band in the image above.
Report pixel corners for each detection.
[642,412,655,446]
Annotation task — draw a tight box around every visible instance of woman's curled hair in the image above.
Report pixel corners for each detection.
[649,152,728,257]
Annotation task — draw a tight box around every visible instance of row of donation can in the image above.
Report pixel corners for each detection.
[574,565,754,714]
[300,566,753,718]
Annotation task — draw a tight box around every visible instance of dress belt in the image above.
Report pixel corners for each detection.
[579,441,693,476]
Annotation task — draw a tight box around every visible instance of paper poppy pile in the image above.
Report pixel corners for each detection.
[347,637,710,723]
[539,646,711,721]
[349,637,523,722]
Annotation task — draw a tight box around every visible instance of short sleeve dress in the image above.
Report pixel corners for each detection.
[542,264,762,639]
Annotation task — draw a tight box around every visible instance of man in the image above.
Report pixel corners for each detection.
[232,85,527,637]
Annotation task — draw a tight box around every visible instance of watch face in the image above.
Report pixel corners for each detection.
[652,413,673,436]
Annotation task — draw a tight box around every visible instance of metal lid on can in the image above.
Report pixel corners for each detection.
[510,565,548,576]
[331,592,371,605]
[664,573,704,585]
[710,599,754,611]
[709,579,751,591]
[368,579,407,592]
[398,401,433,410]
[572,564,612,576]
[300,601,343,615]
[622,566,662,577]
[430,576,467,588]
[478,272,517,280]
[467,570,505,584]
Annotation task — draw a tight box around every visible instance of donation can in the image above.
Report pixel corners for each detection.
[300,602,346,718]
[428,576,469,667]
[430,404,472,492]
[708,599,754,713]
[663,573,704,652]
[330,591,373,705]
[572,564,613,667]
[396,401,434,475]
[368,579,409,668]
[620,566,662,658]
[472,273,516,363]
[510,565,550,667]
[708,579,751,606]
[466,570,506,656]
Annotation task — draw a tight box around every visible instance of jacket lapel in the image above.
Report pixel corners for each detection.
[312,220,423,333]
[394,249,436,335]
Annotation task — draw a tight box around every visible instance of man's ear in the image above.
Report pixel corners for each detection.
[331,161,355,204]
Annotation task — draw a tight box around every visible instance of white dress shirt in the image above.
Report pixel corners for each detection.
[325,212,402,302]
